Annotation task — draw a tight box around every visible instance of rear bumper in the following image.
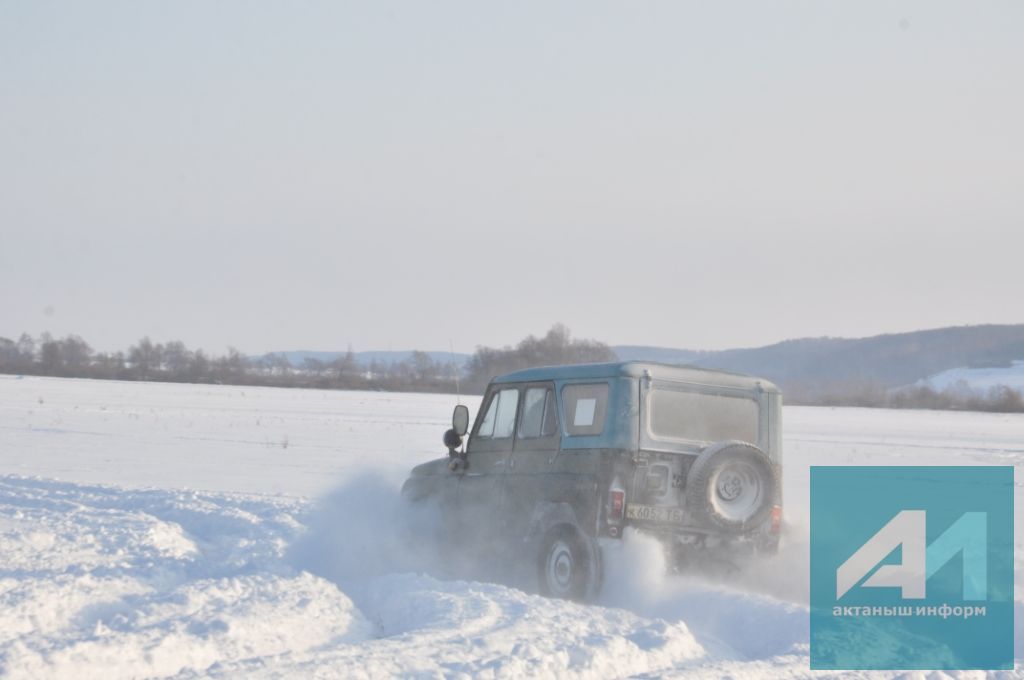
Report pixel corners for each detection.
[613,504,783,553]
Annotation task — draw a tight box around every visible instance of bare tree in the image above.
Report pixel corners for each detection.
[128,337,159,379]
[59,335,92,374]
[330,349,357,385]
[38,333,61,375]
[0,337,18,369]
[163,341,193,376]
[16,333,36,364]
[187,350,210,382]
[465,324,615,392]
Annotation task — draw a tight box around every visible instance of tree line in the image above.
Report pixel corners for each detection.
[1,326,1020,412]
[790,378,1024,413]
[0,324,615,395]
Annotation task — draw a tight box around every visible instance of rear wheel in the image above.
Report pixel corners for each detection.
[537,526,598,601]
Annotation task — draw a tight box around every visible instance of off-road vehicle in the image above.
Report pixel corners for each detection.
[402,361,782,600]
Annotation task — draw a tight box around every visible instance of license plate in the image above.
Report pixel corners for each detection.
[625,504,685,524]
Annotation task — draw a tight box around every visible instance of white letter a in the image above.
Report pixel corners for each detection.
[836,510,926,600]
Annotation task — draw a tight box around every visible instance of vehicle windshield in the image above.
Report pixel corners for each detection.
[647,387,759,444]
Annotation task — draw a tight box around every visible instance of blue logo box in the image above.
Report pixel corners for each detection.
[810,466,1013,670]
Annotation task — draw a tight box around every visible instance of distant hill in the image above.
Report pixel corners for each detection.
[613,324,1024,398]
[270,324,1024,400]
[612,345,708,365]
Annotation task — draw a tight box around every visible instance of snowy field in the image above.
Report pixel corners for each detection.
[0,375,1021,678]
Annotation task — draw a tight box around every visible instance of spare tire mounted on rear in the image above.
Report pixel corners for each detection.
[685,441,775,532]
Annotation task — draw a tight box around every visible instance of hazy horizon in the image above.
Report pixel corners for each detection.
[8,320,1024,360]
[3,1,1022,355]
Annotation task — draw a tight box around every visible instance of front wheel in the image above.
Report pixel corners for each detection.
[537,526,600,601]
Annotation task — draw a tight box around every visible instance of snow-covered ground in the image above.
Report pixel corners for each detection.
[0,375,1021,678]
[918,360,1024,394]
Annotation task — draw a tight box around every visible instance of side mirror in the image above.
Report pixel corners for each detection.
[452,404,469,436]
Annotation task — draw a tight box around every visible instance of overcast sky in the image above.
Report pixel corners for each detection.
[1,1,1021,355]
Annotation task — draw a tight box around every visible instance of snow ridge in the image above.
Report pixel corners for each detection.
[0,477,369,678]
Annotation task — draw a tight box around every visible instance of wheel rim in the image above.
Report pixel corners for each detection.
[545,539,575,596]
[710,460,764,522]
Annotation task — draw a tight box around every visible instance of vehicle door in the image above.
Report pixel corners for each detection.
[459,385,518,549]
[504,383,561,538]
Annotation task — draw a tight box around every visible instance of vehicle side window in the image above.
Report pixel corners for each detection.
[519,387,558,438]
[561,383,609,436]
[541,389,557,436]
[476,388,518,439]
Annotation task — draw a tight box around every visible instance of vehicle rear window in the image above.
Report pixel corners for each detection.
[648,388,759,444]
[477,388,518,439]
[562,383,609,436]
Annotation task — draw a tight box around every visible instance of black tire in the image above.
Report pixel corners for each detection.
[537,526,599,601]
[685,441,775,533]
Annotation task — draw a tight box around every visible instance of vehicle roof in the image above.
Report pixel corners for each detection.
[490,361,779,392]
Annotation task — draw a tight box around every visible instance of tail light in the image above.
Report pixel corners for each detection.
[609,488,625,521]
[770,505,782,534]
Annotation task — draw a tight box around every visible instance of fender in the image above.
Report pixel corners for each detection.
[523,501,585,546]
